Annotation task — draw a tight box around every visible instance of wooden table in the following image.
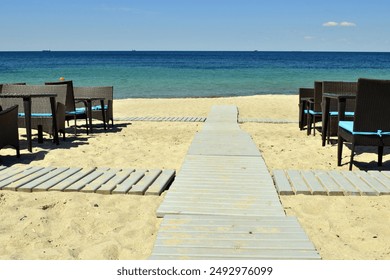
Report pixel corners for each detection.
[321,92,356,146]
[75,97,106,132]
[0,93,58,152]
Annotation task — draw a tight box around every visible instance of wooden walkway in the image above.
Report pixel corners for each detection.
[151,105,320,260]
[114,116,206,122]
[0,166,174,195]
[114,116,296,124]
[273,169,390,196]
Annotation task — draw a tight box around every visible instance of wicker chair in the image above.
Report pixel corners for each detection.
[338,78,390,170]
[298,87,314,130]
[74,86,114,127]
[45,80,88,135]
[306,81,328,135]
[0,84,67,141]
[322,81,357,144]
[0,105,20,157]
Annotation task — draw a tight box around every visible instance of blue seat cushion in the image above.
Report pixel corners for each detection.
[19,113,53,117]
[330,111,354,117]
[308,110,322,115]
[66,110,86,115]
[75,107,86,112]
[339,121,390,137]
[91,105,108,111]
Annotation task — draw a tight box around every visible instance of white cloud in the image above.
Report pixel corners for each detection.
[323,21,356,27]
[304,36,315,40]
[340,21,356,27]
[323,21,339,27]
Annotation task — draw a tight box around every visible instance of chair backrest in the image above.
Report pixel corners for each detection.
[354,78,390,132]
[299,88,314,101]
[0,84,67,113]
[0,105,19,151]
[312,81,323,112]
[322,81,357,112]
[73,86,113,107]
[45,80,75,111]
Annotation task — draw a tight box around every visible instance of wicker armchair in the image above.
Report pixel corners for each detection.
[306,81,328,135]
[45,80,88,135]
[0,105,20,157]
[298,87,314,130]
[0,84,67,141]
[338,78,390,170]
[322,81,357,144]
[74,86,114,127]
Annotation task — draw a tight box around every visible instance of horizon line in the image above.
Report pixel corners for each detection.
[1,50,390,53]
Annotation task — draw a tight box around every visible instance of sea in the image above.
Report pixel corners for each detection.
[1,51,390,99]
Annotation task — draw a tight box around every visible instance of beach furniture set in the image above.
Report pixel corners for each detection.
[0,81,113,155]
[299,78,390,170]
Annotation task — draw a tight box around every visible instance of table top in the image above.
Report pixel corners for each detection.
[75,97,104,101]
[0,93,57,98]
[323,92,356,99]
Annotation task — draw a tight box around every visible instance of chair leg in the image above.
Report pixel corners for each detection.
[85,117,89,135]
[378,146,384,166]
[337,136,343,166]
[299,103,304,130]
[73,116,77,135]
[38,125,44,143]
[307,114,312,135]
[16,147,20,158]
[327,116,331,144]
[349,143,356,171]
[313,115,316,136]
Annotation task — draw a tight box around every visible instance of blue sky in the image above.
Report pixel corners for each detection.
[1,0,389,51]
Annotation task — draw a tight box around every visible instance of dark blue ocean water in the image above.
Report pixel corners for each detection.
[1,51,390,99]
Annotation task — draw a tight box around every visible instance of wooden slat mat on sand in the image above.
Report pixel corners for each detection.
[151,105,320,260]
[0,166,174,195]
[273,169,390,196]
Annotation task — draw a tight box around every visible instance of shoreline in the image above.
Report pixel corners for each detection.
[1,94,390,260]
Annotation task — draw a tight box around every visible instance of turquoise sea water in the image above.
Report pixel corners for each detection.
[1,51,390,99]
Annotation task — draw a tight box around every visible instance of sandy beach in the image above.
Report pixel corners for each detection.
[1,94,390,260]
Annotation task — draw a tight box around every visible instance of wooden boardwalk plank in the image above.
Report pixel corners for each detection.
[0,166,10,177]
[0,166,24,183]
[367,171,390,193]
[154,239,316,250]
[356,171,390,195]
[318,171,348,195]
[157,205,285,218]
[145,169,175,196]
[4,167,55,191]
[96,169,135,194]
[64,168,109,192]
[301,170,327,195]
[111,169,145,194]
[0,167,44,190]
[328,172,358,195]
[128,169,162,195]
[286,170,311,194]
[81,169,121,193]
[151,246,320,260]
[163,193,280,203]
[341,171,378,196]
[273,170,294,195]
[49,168,96,191]
[35,168,83,191]
[18,167,68,192]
